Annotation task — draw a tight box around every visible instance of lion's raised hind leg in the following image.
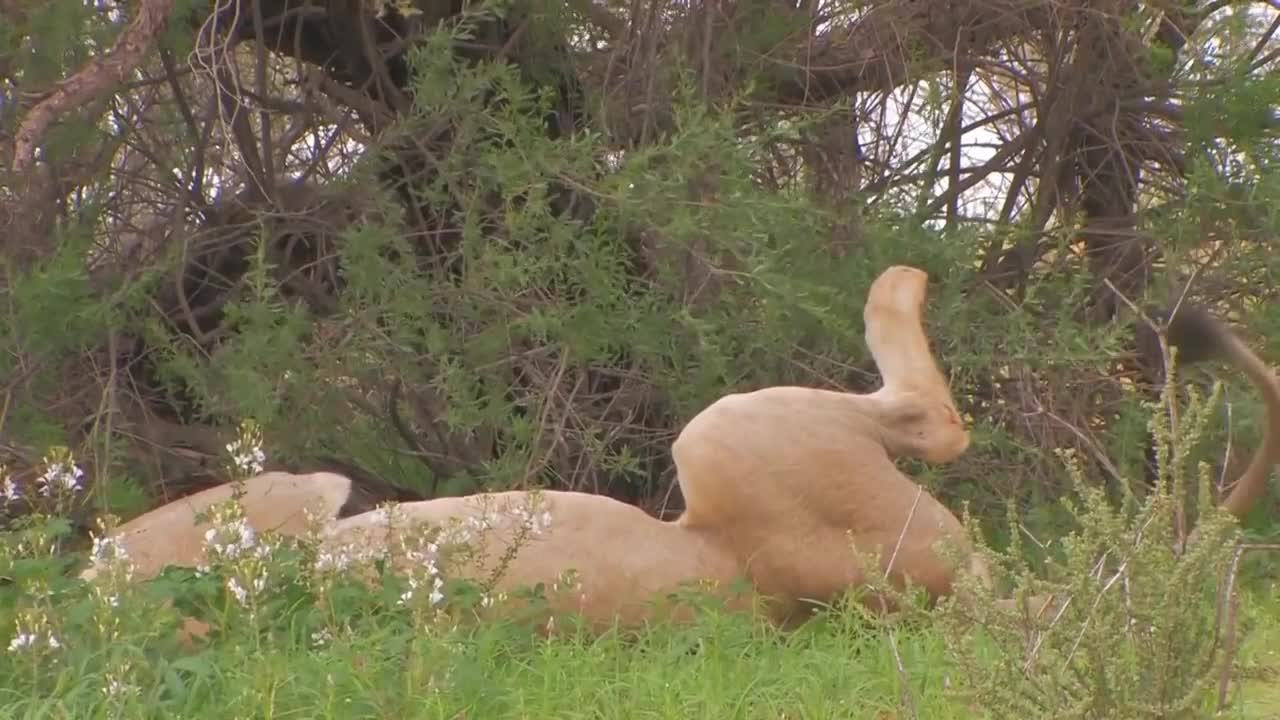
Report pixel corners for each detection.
[861,266,969,463]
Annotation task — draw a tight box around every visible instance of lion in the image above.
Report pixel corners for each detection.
[675,295,1280,625]
[314,266,976,629]
[78,266,1280,636]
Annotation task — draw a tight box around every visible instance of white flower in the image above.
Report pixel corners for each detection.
[204,518,257,561]
[37,462,83,496]
[7,633,35,652]
[89,534,134,582]
[102,663,136,700]
[398,576,420,605]
[438,525,473,546]
[313,549,351,573]
[313,541,380,574]
[509,504,553,536]
[311,628,333,648]
[464,511,498,534]
[7,630,59,653]
[1,477,19,504]
[226,577,249,605]
[104,677,129,699]
[91,534,129,563]
[225,439,266,476]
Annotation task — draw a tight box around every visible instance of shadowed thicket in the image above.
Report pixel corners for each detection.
[0,0,1278,552]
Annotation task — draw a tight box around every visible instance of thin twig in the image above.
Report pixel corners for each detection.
[882,485,924,720]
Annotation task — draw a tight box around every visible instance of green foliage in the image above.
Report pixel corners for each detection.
[2,424,1278,718]
[4,224,106,360]
[934,356,1248,718]
[2,5,1276,551]
[100,28,967,496]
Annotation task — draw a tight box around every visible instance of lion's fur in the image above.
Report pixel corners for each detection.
[669,266,977,624]
[670,386,976,624]
[314,266,976,627]
[79,471,351,582]
[324,490,749,630]
[76,266,1279,635]
[1160,304,1280,520]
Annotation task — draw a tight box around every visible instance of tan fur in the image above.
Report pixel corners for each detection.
[320,266,975,628]
[84,267,1277,635]
[324,490,749,631]
[81,267,974,630]
[859,265,970,463]
[79,471,351,582]
[670,266,977,624]
[1171,307,1280,520]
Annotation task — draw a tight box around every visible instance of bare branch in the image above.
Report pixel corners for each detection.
[11,0,178,175]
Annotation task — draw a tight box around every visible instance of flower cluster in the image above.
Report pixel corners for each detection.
[311,505,392,576]
[397,539,446,608]
[103,663,138,701]
[432,493,554,548]
[434,509,498,548]
[310,627,334,648]
[89,532,134,578]
[84,527,136,623]
[312,543,373,574]
[0,449,86,531]
[202,516,263,565]
[225,574,267,605]
[305,492,557,622]
[197,502,274,615]
[0,448,87,516]
[183,420,281,612]
[7,609,60,655]
[1,473,19,505]
[38,463,83,497]
[509,504,553,537]
[8,629,60,652]
[225,419,266,478]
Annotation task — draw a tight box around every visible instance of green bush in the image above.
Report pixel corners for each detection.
[934,354,1246,718]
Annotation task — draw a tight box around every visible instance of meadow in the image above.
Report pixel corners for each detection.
[3,433,1279,720]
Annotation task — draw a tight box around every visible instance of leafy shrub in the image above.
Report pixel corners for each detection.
[935,352,1244,719]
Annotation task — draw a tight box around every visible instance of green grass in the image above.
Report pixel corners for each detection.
[3,575,1279,720]
[1236,588,1280,720]
[5,420,1280,720]
[0,597,963,719]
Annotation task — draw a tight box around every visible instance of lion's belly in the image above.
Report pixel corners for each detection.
[325,490,747,630]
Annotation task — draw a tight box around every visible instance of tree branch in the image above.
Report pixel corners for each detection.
[11,0,177,175]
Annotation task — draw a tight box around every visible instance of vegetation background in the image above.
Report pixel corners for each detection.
[1,0,1279,717]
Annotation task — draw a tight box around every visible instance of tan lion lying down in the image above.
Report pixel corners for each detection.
[80,266,1280,634]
